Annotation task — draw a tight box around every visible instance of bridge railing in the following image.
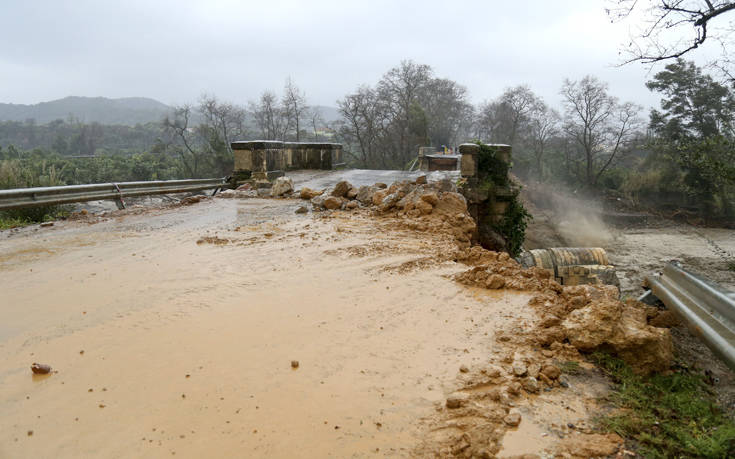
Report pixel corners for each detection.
[0,178,226,211]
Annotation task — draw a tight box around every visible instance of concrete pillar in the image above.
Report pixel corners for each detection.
[458,143,479,178]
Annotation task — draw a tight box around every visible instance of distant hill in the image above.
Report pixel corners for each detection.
[0,96,173,126]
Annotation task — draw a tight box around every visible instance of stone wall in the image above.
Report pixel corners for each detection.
[231,141,343,182]
[458,143,519,252]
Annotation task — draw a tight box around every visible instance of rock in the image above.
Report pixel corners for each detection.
[557,433,622,457]
[522,377,540,393]
[541,365,561,380]
[561,299,673,374]
[331,180,353,198]
[649,310,681,328]
[415,200,433,215]
[300,187,323,200]
[503,411,522,427]
[323,196,343,210]
[486,274,505,289]
[415,175,427,185]
[459,364,469,373]
[375,182,387,189]
[356,186,377,205]
[372,190,388,206]
[40,222,54,227]
[512,362,527,377]
[311,195,326,209]
[527,363,541,379]
[420,192,439,206]
[295,206,308,214]
[270,177,294,197]
[236,183,252,191]
[31,363,52,374]
[346,188,358,200]
[507,381,522,396]
[445,392,468,409]
[291,360,299,369]
[485,366,502,378]
[378,193,401,212]
[345,201,359,210]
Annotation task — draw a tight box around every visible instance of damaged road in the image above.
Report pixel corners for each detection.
[0,174,698,458]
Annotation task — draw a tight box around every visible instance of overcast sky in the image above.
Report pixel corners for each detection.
[0,0,716,110]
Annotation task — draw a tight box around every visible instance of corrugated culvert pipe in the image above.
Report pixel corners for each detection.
[517,247,619,287]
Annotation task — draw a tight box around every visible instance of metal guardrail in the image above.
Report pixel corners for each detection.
[646,262,735,370]
[0,178,227,211]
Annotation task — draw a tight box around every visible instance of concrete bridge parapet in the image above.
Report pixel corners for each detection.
[231,141,343,182]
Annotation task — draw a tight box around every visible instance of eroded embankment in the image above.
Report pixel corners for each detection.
[0,177,676,458]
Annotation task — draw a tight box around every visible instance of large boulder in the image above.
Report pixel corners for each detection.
[356,186,377,205]
[300,187,323,200]
[331,180,353,198]
[323,196,343,210]
[270,177,294,197]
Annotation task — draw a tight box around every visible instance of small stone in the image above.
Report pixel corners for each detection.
[485,365,502,378]
[415,175,427,185]
[375,183,387,189]
[420,192,438,206]
[40,222,54,227]
[507,382,522,396]
[345,201,358,210]
[512,362,527,377]
[291,360,299,369]
[445,392,468,409]
[559,380,570,388]
[486,274,505,289]
[30,363,52,375]
[522,377,540,393]
[504,411,522,427]
[528,363,541,378]
[27,430,33,436]
[295,206,308,214]
[346,188,358,200]
[459,365,469,373]
[541,365,561,380]
[567,423,575,429]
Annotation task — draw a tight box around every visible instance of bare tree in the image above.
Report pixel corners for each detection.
[248,91,289,140]
[337,86,387,168]
[476,86,543,146]
[282,77,309,142]
[162,105,205,177]
[561,76,643,186]
[309,108,325,141]
[609,1,735,79]
[527,103,560,179]
[198,94,247,156]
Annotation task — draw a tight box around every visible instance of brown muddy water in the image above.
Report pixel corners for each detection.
[0,198,559,458]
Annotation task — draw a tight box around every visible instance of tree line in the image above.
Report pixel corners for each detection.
[1,58,733,222]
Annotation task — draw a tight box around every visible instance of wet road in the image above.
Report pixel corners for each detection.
[0,198,525,458]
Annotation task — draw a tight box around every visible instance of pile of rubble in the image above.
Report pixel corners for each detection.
[454,246,674,374]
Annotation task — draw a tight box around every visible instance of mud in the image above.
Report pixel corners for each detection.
[0,185,630,458]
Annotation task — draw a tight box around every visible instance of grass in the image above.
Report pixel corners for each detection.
[591,352,735,458]
[559,360,582,375]
[0,215,32,230]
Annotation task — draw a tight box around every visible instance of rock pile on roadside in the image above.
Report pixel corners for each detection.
[453,246,674,374]
[304,177,477,247]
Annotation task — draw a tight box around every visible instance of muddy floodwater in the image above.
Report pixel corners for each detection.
[0,198,553,458]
